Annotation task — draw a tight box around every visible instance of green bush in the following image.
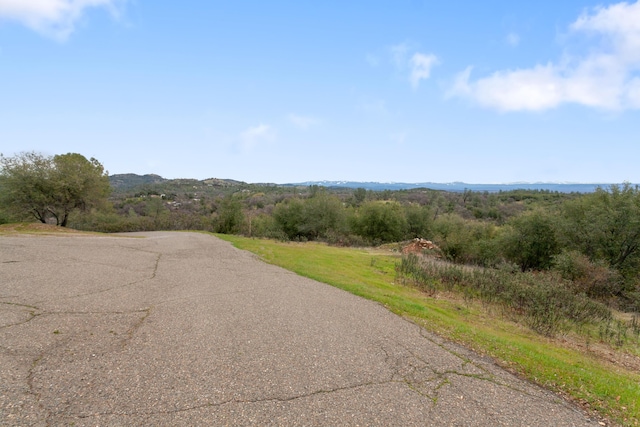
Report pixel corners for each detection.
[214,195,244,234]
[300,192,346,240]
[432,214,499,265]
[404,204,433,239]
[502,211,559,271]
[272,193,345,241]
[273,198,305,240]
[352,201,407,244]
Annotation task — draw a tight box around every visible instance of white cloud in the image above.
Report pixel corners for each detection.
[238,124,275,151]
[387,42,439,88]
[449,1,640,111]
[0,0,125,41]
[449,64,564,111]
[410,52,439,88]
[287,114,320,130]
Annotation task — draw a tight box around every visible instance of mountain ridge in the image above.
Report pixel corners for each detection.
[109,174,628,193]
[283,180,624,193]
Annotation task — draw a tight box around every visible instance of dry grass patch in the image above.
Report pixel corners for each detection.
[0,222,95,236]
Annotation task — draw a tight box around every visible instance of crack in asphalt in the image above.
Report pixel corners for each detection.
[25,335,78,427]
[0,301,42,329]
[31,253,162,305]
[13,307,153,425]
[73,379,408,420]
[60,340,414,421]
[122,307,152,349]
[25,352,47,424]
[0,301,39,310]
[1,243,159,425]
[374,320,554,409]
[395,319,574,408]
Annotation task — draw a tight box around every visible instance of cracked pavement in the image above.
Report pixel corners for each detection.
[1,231,601,426]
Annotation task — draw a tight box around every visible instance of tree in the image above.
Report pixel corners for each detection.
[272,193,344,241]
[144,197,169,228]
[0,152,54,224]
[214,195,244,234]
[299,192,345,240]
[352,201,407,244]
[559,183,640,278]
[502,210,559,271]
[352,187,367,206]
[273,197,305,240]
[0,152,111,226]
[431,213,495,264]
[404,204,433,239]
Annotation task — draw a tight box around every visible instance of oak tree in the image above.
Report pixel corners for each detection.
[0,152,110,226]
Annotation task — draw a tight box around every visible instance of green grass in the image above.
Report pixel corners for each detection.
[217,234,640,426]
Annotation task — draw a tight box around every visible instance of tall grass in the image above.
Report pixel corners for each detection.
[397,253,612,336]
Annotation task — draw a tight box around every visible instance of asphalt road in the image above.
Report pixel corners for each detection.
[1,231,602,426]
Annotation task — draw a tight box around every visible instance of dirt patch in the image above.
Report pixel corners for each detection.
[401,238,441,255]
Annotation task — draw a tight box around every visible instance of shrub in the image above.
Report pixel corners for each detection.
[404,204,433,239]
[352,201,407,244]
[432,214,499,266]
[214,195,244,234]
[273,198,305,240]
[502,211,559,271]
[553,250,623,300]
[559,183,640,278]
[396,254,612,336]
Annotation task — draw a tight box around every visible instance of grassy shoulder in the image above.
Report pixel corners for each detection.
[217,234,639,427]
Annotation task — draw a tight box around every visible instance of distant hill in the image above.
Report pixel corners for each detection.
[286,181,622,193]
[109,174,168,191]
[109,174,247,193]
[109,174,626,194]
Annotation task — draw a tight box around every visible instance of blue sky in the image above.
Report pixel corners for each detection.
[1,1,639,184]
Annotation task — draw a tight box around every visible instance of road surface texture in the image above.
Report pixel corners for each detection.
[1,231,602,426]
